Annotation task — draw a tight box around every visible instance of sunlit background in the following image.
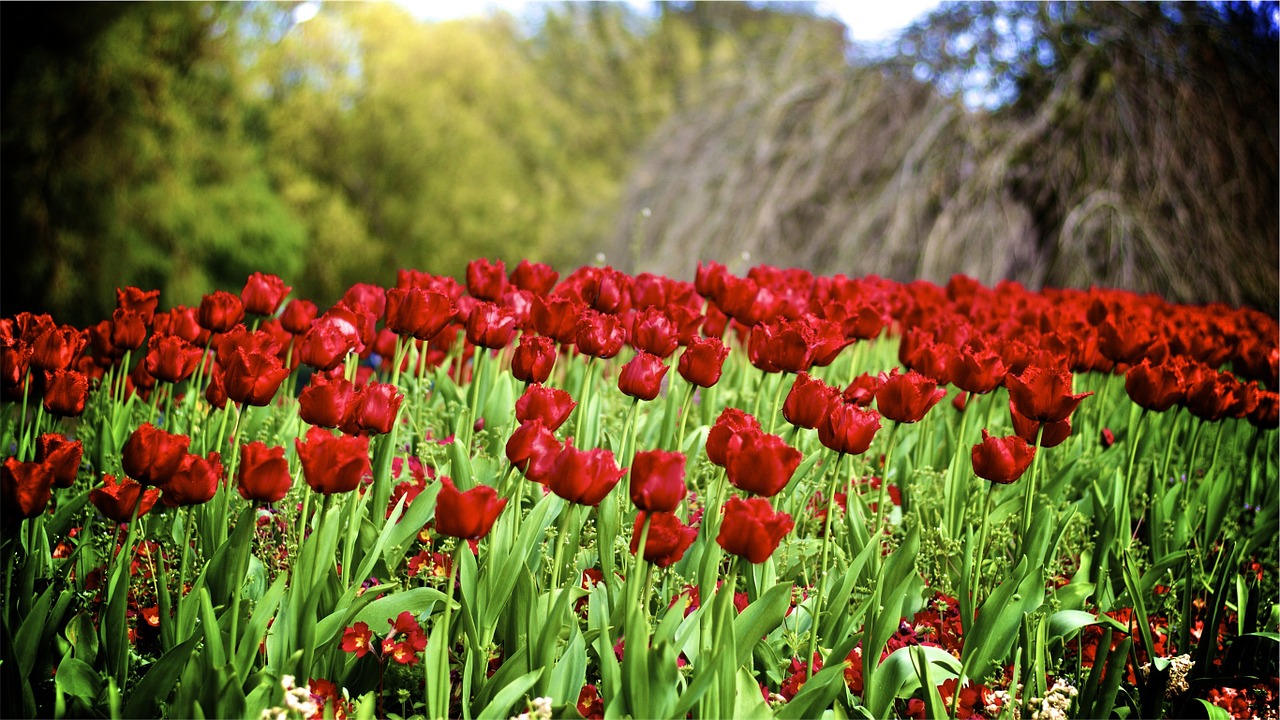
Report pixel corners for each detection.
[2,1,1276,325]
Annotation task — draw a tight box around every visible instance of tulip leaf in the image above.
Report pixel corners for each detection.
[233,573,288,682]
[734,666,773,718]
[121,626,204,718]
[54,657,101,704]
[546,630,586,706]
[482,493,563,632]
[15,583,54,678]
[1196,698,1235,720]
[773,663,846,719]
[733,581,792,668]
[385,482,441,569]
[350,586,452,630]
[475,668,542,720]
[960,557,1045,680]
[910,645,950,720]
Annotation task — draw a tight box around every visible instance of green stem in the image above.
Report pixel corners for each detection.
[766,372,789,435]
[674,380,696,453]
[572,358,596,443]
[871,423,900,570]
[807,452,845,679]
[1018,425,1046,560]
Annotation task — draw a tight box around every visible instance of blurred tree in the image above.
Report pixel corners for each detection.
[2,2,306,325]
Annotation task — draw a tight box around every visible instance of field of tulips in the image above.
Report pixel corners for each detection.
[1,260,1277,720]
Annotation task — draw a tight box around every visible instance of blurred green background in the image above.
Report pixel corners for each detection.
[3,1,1276,325]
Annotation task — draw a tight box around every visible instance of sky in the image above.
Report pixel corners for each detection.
[385,0,943,44]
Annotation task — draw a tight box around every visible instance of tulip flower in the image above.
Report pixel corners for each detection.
[1009,401,1072,448]
[160,452,223,507]
[221,346,291,407]
[631,511,697,568]
[1006,364,1092,423]
[843,373,882,407]
[514,384,576,432]
[971,429,1036,484]
[296,427,371,495]
[90,473,161,522]
[953,343,1007,395]
[511,335,557,384]
[1124,359,1184,413]
[466,258,508,302]
[532,296,581,344]
[299,375,360,429]
[280,299,318,335]
[716,496,794,564]
[1,457,55,519]
[465,301,518,349]
[677,335,729,388]
[110,308,148,351]
[875,368,946,424]
[783,372,838,430]
[348,382,404,435]
[706,408,762,467]
[241,272,292,316]
[42,369,89,417]
[197,290,246,334]
[299,310,363,371]
[121,423,191,486]
[818,401,882,456]
[725,434,802,498]
[145,332,203,384]
[629,449,687,512]
[385,286,455,341]
[237,441,293,503]
[30,325,86,372]
[36,433,82,488]
[115,286,161,323]
[631,308,679,358]
[509,260,559,296]
[618,352,668,401]
[575,309,626,359]
[434,477,507,540]
[547,441,626,507]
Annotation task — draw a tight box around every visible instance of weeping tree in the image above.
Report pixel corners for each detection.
[610,1,1279,312]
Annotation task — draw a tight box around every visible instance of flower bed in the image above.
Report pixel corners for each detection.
[1,262,1277,719]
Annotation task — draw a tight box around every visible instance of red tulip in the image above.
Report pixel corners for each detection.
[783,372,838,430]
[465,301,518,349]
[30,325,86,372]
[547,441,626,506]
[505,419,562,483]
[144,332,203,384]
[629,449,687,512]
[618,352,668,401]
[154,306,207,345]
[953,343,1007,395]
[115,287,161,324]
[631,308,679,358]
[677,336,729,388]
[385,286,455,341]
[511,335,557,384]
[631,511,697,568]
[971,429,1036,484]
[1005,364,1092,423]
[532,295,580,344]
[509,260,559,296]
[434,477,507,540]
[160,452,223,507]
[466,258,508,301]
[725,433,802,498]
[90,473,161,522]
[110,308,148,351]
[299,375,359,429]
[222,346,290,407]
[296,427,370,495]
[298,319,358,371]
[716,496,794,564]
[1,457,55,519]
[706,408,762,467]
[42,369,88,417]
[36,433,82,489]
[576,310,626,359]
[197,290,245,334]
[1248,389,1279,429]
[1124,360,1184,413]
[1008,401,1072,448]
[843,373,882,407]
[349,382,404,435]
[121,423,191,486]
[515,383,576,431]
[280,299,318,335]
[237,441,293,503]
[818,401,882,455]
[241,272,292,316]
[875,369,946,424]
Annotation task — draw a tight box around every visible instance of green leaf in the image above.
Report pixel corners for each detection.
[733,581,792,668]
[1047,609,1109,644]
[476,668,543,720]
[546,631,587,706]
[54,657,101,703]
[874,644,961,703]
[774,664,846,719]
[350,587,452,630]
[233,573,288,682]
[961,557,1045,680]
[121,627,204,718]
[15,584,55,678]
[1197,698,1234,720]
